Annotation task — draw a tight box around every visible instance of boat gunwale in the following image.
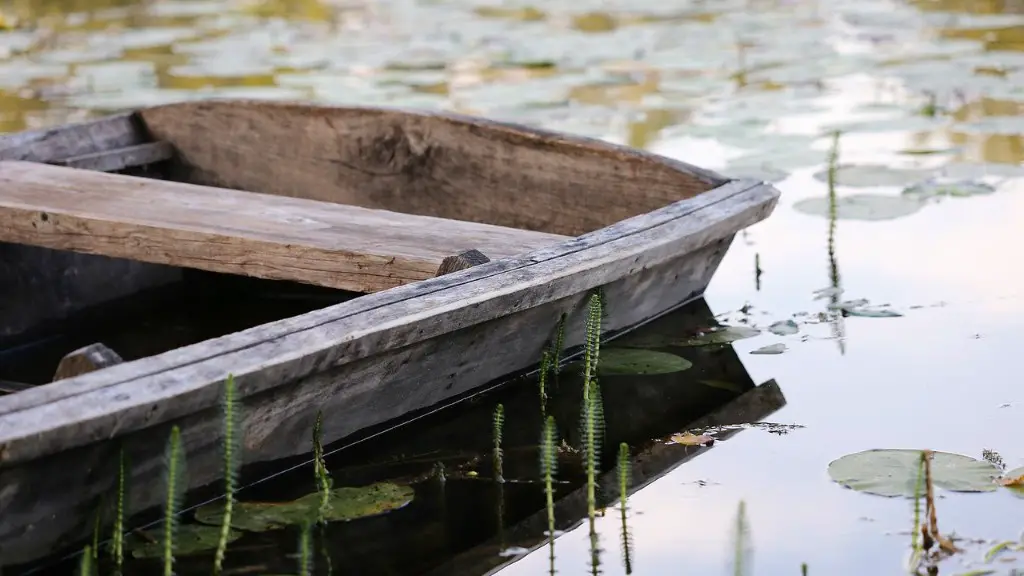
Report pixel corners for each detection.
[0,176,777,466]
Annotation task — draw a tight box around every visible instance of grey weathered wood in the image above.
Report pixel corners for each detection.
[0,113,142,163]
[436,249,491,277]
[0,182,777,565]
[54,141,174,173]
[0,102,780,564]
[0,114,181,339]
[52,343,124,382]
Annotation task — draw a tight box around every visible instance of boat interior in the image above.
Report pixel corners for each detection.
[0,100,726,393]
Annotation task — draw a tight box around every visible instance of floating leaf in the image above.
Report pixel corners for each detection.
[194,483,414,533]
[750,343,786,355]
[669,433,713,446]
[129,524,241,559]
[596,348,692,376]
[841,303,903,318]
[793,194,926,221]
[768,320,799,336]
[812,164,932,188]
[903,179,996,199]
[827,449,1001,497]
[676,326,761,347]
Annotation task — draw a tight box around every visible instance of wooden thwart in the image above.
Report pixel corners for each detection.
[53,141,174,173]
[52,343,124,382]
[0,161,567,293]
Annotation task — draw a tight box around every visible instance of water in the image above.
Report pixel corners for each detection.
[1,0,1023,574]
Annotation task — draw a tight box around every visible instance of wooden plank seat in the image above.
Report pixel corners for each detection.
[0,160,568,293]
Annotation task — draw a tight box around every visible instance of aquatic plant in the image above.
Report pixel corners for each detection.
[617,442,633,574]
[493,404,505,483]
[730,500,752,576]
[298,521,313,576]
[538,349,552,418]
[825,129,846,354]
[312,410,333,518]
[908,451,925,571]
[78,545,93,576]
[111,448,127,574]
[162,425,186,576]
[540,415,559,576]
[552,312,567,379]
[214,374,242,575]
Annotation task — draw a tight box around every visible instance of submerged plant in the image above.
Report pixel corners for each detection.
[78,545,93,576]
[538,350,552,419]
[552,312,567,379]
[312,410,333,518]
[162,425,187,576]
[214,374,242,575]
[493,404,505,484]
[540,416,559,576]
[618,443,633,574]
[730,500,752,576]
[298,521,313,576]
[110,448,127,575]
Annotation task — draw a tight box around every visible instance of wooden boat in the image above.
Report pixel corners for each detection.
[0,99,779,566]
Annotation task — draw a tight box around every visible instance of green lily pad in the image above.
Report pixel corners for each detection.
[828,449,1001,497]
[194,483,414,532]
[750,343,786,355]
[793,194,926,221]
[615,325,760,349]
[812,165,932,188]
[596,348,692,376]
[902,180,996,199]
[128,523,242,559]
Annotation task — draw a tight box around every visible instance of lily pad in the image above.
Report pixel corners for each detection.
[902,179,997,199]
[1000,467,1024,498]
[129,523,242,558]
[750,343,786,355]
[827,449,1001,497]
[768,320,799,335]
[793,194,926,221]
[674,326,761,347]
[194,483,414,532]
[812,165,932,188]
[596,348,692,376]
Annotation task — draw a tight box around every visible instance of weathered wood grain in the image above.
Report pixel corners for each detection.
[0,380,32,394]
[0,113,142,163]
[138,100,728,237]
[56,141,174,173]
[0,179,776,443]
[0,234,733,565]
[52,343,124,382]
[0,114,181,340]
[0,161,567,292]
[436,249,491,277]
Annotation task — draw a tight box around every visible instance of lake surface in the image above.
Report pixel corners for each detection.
[1,0,1022,574]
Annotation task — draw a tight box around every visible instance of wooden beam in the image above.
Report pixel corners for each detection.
[436,249,490,277]
[0,161,568,293]
[0,380,32,394]
[54,141,174,173]
[52,343,124,382]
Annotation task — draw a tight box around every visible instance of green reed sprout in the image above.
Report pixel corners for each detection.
[618,442,633,574]
[538,350,552,418]
[214,374,242,575]
[731,500,752,576]
[298,521,313,576]
[111,448,126,574]
[540,416,559,576]
[78,545,93,576]
[313,410,333,519]
[493,404,505,483]
[162,425,186,576]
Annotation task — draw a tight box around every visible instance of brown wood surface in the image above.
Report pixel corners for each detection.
[138,100,727,237]
[0,113,143,163]
[0,161,567,292]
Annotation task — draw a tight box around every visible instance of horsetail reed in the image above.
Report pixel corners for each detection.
[493,404,505,483]
[540,416,559,576]
[731,500,752,576]
[313,410,332,518]
[618,443,633,574]
[298,521,313,576]
[538,349,552,418]
[552,312,567,380]
[111,448,126,574]
[214,374,242,575]
[78,545,93,576]
[162,425,186,576]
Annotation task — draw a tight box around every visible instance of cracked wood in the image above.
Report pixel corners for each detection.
[0,161,567,292]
